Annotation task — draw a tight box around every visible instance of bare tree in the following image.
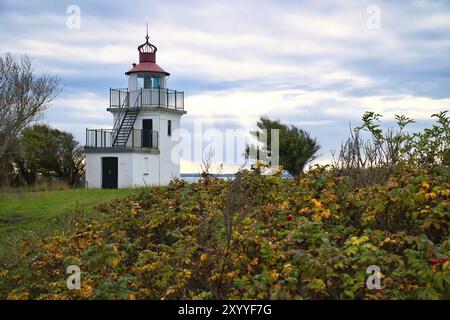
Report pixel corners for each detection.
[0,53,61,162]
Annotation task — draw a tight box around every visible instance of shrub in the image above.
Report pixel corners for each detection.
[1,163,448,300]
[332,111,449,188]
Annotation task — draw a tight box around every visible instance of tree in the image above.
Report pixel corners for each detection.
[0,139,20,186]
[53,129,85,187]
[246,117,320,176]
[0,53,61,182]
[14,125,85,187]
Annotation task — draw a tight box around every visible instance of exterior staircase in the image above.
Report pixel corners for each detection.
[112,108,139,147]
[111,90,141,148]
[106,87,183,148]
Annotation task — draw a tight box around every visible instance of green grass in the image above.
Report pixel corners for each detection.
[0,188,142,259]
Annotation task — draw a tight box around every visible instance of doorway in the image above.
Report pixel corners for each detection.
[102,157,118,189]
[142,119,153,148]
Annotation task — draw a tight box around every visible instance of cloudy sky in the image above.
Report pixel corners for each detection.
[0,0,449,172]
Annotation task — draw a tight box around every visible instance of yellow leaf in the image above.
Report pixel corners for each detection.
[165,288,176,296]
[81,284,94,298]
[184,269,192,278]
[311,199,322,210]
[280,201,289,210]
[270,270,279,281]
[209,273,220,281]
[425,192,437,200]
[443,261,449,271]
[283,263,292,276]
[200,253,208,263]
[323,209,331,218]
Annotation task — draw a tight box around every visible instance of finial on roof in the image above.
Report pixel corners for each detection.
[138,24,157,55]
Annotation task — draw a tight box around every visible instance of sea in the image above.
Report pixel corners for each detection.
[180,173,292,183]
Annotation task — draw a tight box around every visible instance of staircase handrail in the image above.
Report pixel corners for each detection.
[112,90,142,146]
[111,90,129,143]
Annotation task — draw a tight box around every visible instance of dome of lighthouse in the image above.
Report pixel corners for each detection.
[125,32,170,76]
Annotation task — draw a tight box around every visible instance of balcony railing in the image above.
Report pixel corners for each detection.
[110,88,184,111]
[85,129,159,149]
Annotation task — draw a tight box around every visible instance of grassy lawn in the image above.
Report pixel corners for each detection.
[0,188,142,257]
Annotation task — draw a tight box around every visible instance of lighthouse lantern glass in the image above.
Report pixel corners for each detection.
[137,74,162,89]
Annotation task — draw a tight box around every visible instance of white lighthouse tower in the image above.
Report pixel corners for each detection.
[84,32,186,188]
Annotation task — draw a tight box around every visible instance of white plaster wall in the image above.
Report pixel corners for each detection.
[132,153,160,186]
[86,152,161,188]
[85,153,102,188]
[86,153,134,188]
[161,76,167,88]
[134,111,181,184]
[158,114,181,184]
[133,112,160,131]
[128,74,137,91]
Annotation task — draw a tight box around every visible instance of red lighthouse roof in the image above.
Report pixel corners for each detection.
[125,31,170,76]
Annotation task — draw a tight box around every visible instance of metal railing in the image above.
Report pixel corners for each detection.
[109,88,184,111]
[85,129,159,149]
[110,88,129,108]
[111,89,129,142]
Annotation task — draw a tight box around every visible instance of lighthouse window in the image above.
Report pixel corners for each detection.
[167,120,172,136]
[138,75,152,89]
[143,76,152,89]
[152,77,161,89]
[138,75,161,89]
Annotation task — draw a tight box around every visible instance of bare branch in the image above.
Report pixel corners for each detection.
[0,53,61,162]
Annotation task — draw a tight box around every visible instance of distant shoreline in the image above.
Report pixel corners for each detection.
[180,173,236,178]
[180,173,292,182]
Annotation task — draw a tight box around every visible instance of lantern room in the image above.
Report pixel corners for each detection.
[125,31,170,92]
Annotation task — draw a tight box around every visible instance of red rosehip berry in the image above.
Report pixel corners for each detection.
[429,258,438,266]
[439,257,447,264]
[287,214,293,221]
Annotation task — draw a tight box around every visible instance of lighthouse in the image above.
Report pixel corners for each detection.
[84,32,186,188]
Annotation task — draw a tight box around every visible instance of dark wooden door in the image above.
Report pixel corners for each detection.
[102,157,118,189]
[142,119,153,148]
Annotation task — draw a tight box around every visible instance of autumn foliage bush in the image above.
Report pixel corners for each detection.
[332,111,450,188]
[1,161,448,300]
